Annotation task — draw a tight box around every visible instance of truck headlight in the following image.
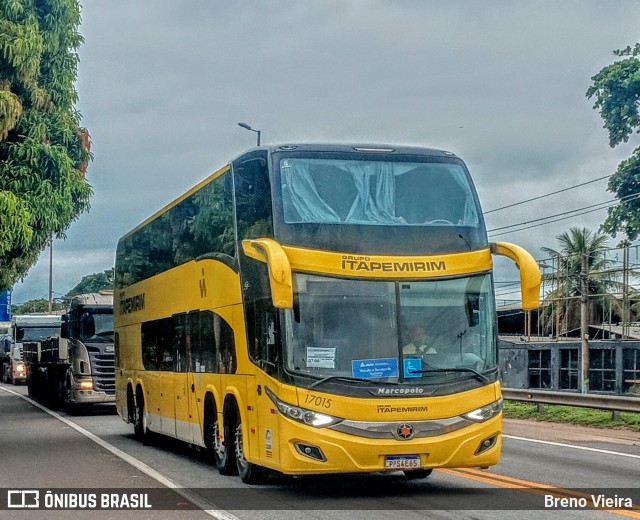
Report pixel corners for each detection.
[79,380,94,390]
[15,363,25,373]
[265,387,342,428]
[462,398,503,422]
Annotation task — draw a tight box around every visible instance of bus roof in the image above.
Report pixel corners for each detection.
[232,143,459,160]
[118,143,462,243]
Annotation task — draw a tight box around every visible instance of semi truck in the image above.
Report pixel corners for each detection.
[25,291,115,408]
[3,314,61,385]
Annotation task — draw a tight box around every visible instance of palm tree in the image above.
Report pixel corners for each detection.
[539,228,623,336]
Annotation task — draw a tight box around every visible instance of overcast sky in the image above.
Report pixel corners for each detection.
[11,0,640,304]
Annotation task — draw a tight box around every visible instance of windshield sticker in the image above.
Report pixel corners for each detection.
[352,357,399,379]
[306,347,336,369]
[403,358,423,378]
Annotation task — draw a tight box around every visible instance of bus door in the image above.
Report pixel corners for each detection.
[250,305,281,465]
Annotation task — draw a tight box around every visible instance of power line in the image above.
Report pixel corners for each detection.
[483,174,610,214]
[487,192,640,238]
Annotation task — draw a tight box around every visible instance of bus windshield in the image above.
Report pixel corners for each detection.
[283,273,496,385]
[279,157,480,226]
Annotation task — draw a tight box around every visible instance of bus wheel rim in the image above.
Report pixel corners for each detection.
[235,423,247,470]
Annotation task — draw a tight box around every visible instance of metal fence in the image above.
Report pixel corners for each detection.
[501,388,640,413]
[499,339,640,396]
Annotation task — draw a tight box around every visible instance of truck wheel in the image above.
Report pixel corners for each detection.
[235,418,264,484]
[55,378,66,409]
[65,379,77,415]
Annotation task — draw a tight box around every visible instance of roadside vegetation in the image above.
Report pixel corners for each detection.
[503,401,640,432]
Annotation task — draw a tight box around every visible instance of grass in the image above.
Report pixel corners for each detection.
[503,401,640,432]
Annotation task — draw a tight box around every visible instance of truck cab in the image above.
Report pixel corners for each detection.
[60,291,115,405]
[5,316,61,385]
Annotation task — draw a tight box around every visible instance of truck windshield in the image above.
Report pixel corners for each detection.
[17,327,60,342]
[79,312,114,342]
[283,273,495,385]
[279,157,480,226]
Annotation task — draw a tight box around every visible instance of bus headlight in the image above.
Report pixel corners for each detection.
[462,398,502,422]
[265,387,342,428]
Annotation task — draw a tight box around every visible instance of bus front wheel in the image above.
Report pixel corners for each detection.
[403,469,433,479]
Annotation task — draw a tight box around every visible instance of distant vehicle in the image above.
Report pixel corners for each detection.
[3,315,60,385]
[0,334,11,356]
[25,291,115,408]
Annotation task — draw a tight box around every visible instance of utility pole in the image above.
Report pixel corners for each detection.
[580,252,589,393]
[623,244,630,338]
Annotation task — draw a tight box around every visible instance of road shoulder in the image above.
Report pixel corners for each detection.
[503,418,640,447]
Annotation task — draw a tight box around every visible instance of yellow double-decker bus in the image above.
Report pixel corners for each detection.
[114,143,540,483]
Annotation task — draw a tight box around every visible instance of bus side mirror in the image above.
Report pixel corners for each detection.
[490,242,541,311]
[242,238,294,309]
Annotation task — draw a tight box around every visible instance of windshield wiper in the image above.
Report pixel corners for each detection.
[408,367,490,383]
[308,375,398,389]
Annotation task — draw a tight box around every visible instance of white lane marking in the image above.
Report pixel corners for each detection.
[504,434,640,459]
[1,386,239,520]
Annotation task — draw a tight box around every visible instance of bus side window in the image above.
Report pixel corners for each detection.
[197,311,217,373]
[245,299,278,375]
[141,321,158,370]
[172,314,187,372]
[141,318,174,371]
[234,155,273,240]
[260,310,278,370]
[215,314,236,374]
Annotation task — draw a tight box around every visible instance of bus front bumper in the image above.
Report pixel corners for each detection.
[271,414,502,475]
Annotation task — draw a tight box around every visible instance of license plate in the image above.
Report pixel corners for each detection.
[385,455,421,469]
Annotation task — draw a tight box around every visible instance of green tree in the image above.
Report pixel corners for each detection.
[0,0,92,292]
[65,268,114,297]
[539,228,623,335]
[587,43,640,241]
[11,298,64,314]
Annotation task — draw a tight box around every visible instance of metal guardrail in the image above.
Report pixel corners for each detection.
[501,388,640,413]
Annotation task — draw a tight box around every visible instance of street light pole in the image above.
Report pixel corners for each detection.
[237,122,261,146]
[48,234,53,313]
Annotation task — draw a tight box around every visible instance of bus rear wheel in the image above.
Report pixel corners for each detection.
[235,420,264,484]
[206,404,236,475]
[134,390,152,444]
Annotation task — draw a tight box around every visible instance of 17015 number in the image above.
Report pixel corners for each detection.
[304,394,332,408]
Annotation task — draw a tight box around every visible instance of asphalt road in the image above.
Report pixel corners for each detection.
[1,382,638,520]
